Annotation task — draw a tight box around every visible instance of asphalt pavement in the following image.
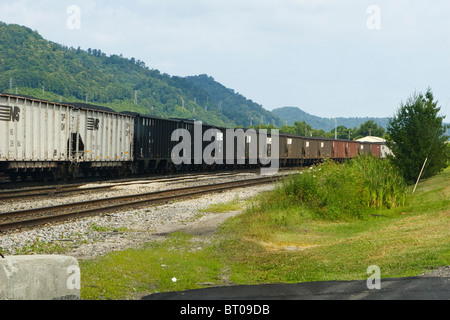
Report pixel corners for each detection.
[143,276,449,300]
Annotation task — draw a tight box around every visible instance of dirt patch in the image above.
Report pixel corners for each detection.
[243,237,319,252]
[152,211,241,238]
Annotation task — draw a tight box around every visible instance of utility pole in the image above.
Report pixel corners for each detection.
[334,118,337,139]
[134,90,138,105]
[9,78,13,93]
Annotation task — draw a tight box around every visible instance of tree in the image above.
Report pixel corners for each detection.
[386,88,449,183]
[325,125,351,139]
[286,121,313,136]
[354,120,385,139]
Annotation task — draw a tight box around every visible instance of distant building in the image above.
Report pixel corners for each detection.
[356,136,393,158]
[356,136,386,143]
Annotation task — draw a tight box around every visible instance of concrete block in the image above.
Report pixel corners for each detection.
[0,255,80,300]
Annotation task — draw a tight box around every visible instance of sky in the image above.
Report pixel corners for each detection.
[1,0,449,120]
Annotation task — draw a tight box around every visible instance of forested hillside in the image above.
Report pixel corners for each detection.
[0,22,283,128]
[186,75,284,127]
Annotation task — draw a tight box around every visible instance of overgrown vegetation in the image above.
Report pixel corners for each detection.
[258,156,407,221]
[218,165,449,285]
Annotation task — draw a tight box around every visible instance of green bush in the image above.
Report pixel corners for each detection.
[268,156,407,221]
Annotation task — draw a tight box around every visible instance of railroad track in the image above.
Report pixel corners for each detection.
[0,175,282,232]
[0,171,242,201]
[0,183,110,201]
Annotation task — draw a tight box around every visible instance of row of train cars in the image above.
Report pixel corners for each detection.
[0,93,390,182]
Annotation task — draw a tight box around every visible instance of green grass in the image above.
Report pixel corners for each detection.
[199,193,245,214]
[79,164,449,299]
[219,165,449,284]
[81,232,226,300]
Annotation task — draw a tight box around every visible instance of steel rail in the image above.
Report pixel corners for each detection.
[0,175,283,232]
[0,171,241,201]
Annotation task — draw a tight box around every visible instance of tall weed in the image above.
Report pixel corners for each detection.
[271,156,407,221]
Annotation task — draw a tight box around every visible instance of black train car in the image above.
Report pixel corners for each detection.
[128,113,230,173]
[123,112,182,173]
[175,119,227,170]
[221,127,260,168]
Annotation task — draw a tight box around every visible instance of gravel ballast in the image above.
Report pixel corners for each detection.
[0,176,274,260]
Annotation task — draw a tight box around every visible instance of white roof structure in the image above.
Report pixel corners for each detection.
[356,136,393,157]
[356,136,386,143]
